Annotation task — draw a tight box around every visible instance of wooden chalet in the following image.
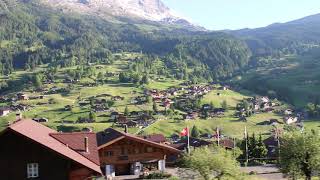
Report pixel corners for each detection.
[140,134,168,144]
[0,119,102,180]
[17,93,29,100]
[173,137,212,151]
[96,128,180,178]
[0,107,10,116]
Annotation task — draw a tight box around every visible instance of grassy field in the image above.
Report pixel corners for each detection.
[144,108,282,139]
[1,52,320,138]
[235,55,320,107]
[0,53,181,133]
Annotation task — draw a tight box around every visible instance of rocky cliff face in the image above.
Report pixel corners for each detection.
[41,0,198,28]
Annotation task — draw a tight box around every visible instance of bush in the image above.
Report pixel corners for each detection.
[143,172,172,179]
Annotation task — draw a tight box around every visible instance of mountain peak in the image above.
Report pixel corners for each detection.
[40,0,200,29]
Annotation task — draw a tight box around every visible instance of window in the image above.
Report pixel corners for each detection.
[27,163,39,178]
[104,151,114,157]
[121,147,128,155]
[146,147,153,153]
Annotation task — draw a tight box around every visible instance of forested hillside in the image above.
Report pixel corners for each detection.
[230,13,320,58]
[0,0,250,87]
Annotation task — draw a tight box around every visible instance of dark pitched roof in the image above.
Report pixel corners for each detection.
[140,134,167,143]
[263,136,279,147]
[96,128,123,147]
[220,139,235,149]
[50,132,100,165]
[0,107,10,111]
[4,120,101,174]
[176,137,212,148]
[96,128,180,153]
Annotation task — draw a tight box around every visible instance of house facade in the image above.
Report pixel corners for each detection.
[0,107,10,116]
[96,128,180,178]
[0,119,102,180]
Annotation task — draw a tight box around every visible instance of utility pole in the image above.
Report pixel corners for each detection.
[244,126,249,166]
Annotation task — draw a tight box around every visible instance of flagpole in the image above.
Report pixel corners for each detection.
[187,125,190,154]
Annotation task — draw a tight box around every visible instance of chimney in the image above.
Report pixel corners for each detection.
[16,112,22,121]
[84,137,89,153]
[124,124,128,133]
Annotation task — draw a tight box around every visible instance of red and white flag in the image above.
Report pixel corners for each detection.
[180,127,189,137]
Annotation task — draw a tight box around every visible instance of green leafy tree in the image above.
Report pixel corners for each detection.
[97,72,104,81]
[280,131,320,180]
[183,146,243,180]
[191,125,200,138]
[124,106,129,116]
[147,95,152,103]
[89,111,96,121]
[141,74,150,84]
[34,74,43,89]
[221,100,228,111]
[107,100,115,107]
[210,101,214,109]
[254,134,268,162]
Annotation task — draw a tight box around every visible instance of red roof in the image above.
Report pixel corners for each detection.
[50,132,100,165]
[7,120,101,174]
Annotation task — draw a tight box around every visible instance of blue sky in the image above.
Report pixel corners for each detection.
[162,0,320,30]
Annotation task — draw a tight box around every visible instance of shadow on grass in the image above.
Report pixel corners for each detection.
[108,83,135,88]
[57,125,81,132]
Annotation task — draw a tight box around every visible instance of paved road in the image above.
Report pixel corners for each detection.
[241,164,286,180]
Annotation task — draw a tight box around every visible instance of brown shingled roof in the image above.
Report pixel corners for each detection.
[6,120,102,174]
[97,128,180,153]
[50,132,100,165]
[139,134,167,143]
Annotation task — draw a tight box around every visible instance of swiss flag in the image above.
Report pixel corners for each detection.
[180,127,189,137]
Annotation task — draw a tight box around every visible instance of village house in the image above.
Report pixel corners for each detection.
[284,109,294,115]
[111,96,124,101]
[0,119,102,180]
[135,114,155,127]
[0,107,10,116]
[110,111,120,120]
[96,128,180,178]
[263,136,280,159]
[162,98,173,109]
[284,116,298,125]
[17,93,29,100]
[32,117,49,123]
[116,114,128,125]
[172,137,212,151]
[184,112,198,120]
[10,104,29,111]
[126,120,138,128]
[219,138,236,150]
[140,134,168,144]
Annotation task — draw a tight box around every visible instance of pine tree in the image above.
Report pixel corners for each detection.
[89,111,96,122]
[248,133,257,158]
[191,125,200,138]
[255,134,267,162]
[34,74,42,89]
[153,101,158,113]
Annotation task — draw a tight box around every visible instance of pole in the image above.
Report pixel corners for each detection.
[217,127,220,146]
[245,126,249,166]
[187,125,190,154]
[276,127,281,164]
[233,137,236,157]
